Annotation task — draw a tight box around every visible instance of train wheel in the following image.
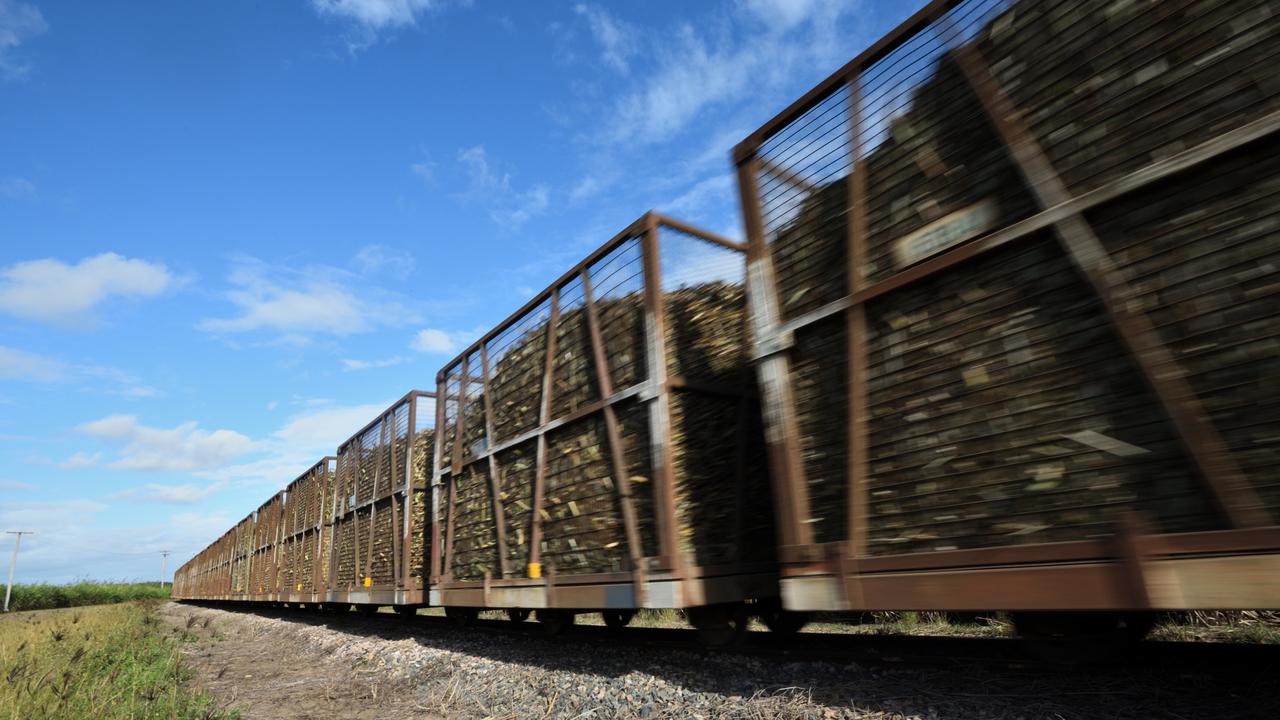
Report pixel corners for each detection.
[394,606,417,618]
[507,608,531,623]
[357,605,379,617]
[753,598,809,636]
[446,607,478,627]
[686,604,748,648]
[602,610,636,630]
[537,609,575,636]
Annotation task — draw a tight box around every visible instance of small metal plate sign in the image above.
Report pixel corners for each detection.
[893,199,998,267]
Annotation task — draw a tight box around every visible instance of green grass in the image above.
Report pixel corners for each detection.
[0,600,237,720]
[4,582,171,612]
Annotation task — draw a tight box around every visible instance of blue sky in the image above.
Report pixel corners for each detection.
[0,0,916,582]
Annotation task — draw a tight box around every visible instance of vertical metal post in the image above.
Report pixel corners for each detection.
[528,287,561,575]
[480,345,512,578]
[4,531,32,612]
[581,266,646,600]
[403,396,417,590]
[640,216,682,571]
[845,74,871,591]
[160,550,170,589]
[735,158,814,552]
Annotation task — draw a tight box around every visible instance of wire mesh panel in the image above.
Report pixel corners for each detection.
[434,213,772,601]
[330,391,436,593]
[736,0,1280,608]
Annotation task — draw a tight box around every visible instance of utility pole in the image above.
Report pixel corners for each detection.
[160,551,171,589]
[4,531,34,613]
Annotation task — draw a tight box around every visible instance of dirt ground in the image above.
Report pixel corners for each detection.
[159,602,1280,720]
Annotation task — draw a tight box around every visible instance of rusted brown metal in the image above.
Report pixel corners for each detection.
[735,0,1280,614]
[527,285,561,572]
[480,344,511,578]
[581,266,647,602]
[641,215,680,569]
[945,38,1269,529]
[736,158,811,550]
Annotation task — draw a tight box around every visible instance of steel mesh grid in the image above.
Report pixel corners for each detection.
[459,349,488,462]
[1088,135,1280,516]
[862,234,1211,554]
[392,402,410,490]
[439,370,462,470]
[539,415,626,574]
[486,298,553,444]
[448,465,498,580]
[658,227,750,385]
[586,237,647,392]
[496,441,537,573]
[757,85,852,321]
[550,274,600,419]
[978,0,1280,195]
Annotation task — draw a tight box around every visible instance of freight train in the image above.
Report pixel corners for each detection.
[174,0,1280,643]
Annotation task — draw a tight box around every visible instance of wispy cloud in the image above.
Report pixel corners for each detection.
[0,176,36,199]
[603,0,862,144]
[353,244,415,279]
[0,0,47,80]
[341,355,404,371]
[455,145,550,229]
[59,452,101,470]
[200,256,418,340]
[112,481,225,505]
[0,345,160,396]
[310,0,440,29]
[212,401,391,488]
[79,415,257,473]
[0,479,34,491]
[409,326,481,355]
[0,252,176,328]
[574,4,636,74]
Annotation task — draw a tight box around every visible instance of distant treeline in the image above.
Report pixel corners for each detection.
[5,581,171,612]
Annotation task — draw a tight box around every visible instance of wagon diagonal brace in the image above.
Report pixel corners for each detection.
[940,24,1271,529]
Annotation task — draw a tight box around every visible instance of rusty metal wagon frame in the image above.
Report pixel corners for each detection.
[733,0,1280,612]
[327,390,436,607]
[430,211,778,611]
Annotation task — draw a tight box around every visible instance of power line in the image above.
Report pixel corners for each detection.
[4,531,34,613]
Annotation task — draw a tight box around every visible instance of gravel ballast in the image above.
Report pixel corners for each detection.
[161,603,1278,719]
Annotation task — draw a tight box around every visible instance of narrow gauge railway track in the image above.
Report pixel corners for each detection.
[182,602,1280,672]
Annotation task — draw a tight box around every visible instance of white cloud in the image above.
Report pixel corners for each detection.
[605,0,861,144]
[213,401,391,488]
[0,345,159,396]
[341,355,405,371]
[200,258,417,339]
[574,4,636,74]
[0,0,47,80]
[59,451,100,469]
[266,400,279,411]
[455,145,549,228]
[353,244,415,279]
[0,345,64,381]
[0,252,175,327]
[112,481,225,505]
[665,172,735,217]
[0,500,236,583]
[0,176,35,199]
[79,414,257,473]
[410,328,455,354]
[0,479,33,491]
[309,0,439,29]
[569,175,601,204]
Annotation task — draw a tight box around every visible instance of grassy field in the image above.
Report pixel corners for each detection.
[0,600,236,720]
[4,582,171,612]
